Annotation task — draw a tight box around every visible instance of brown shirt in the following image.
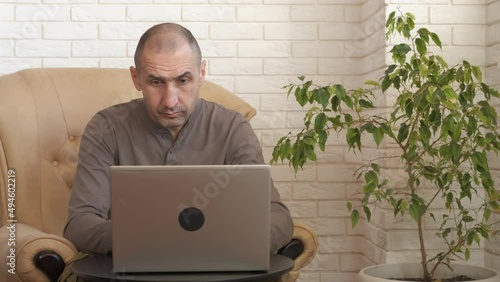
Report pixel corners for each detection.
[63,98,293,254]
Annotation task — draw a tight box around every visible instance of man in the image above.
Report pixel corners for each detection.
[63,23,294,256]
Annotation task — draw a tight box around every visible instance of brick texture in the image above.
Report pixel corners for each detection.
[2,1,500,281]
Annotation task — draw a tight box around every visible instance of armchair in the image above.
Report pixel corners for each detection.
[0,68,318,282]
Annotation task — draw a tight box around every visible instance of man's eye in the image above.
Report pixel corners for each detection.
[178,78,189,85]
[151,80,162,86]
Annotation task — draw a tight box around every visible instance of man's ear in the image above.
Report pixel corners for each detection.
[198,60,207,87]
[130,66,142,91]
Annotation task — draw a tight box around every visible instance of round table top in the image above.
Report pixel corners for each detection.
[72,254,294,282]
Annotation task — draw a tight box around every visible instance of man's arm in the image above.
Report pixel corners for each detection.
[63,113,116,254]
[226,120,294,253]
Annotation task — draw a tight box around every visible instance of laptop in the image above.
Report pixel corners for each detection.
[110,164,271,273]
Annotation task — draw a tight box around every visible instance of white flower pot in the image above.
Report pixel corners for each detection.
[359,263,500,282]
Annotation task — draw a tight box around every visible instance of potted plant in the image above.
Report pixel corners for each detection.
[271,11,500,282]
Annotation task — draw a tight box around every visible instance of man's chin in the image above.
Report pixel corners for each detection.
[156,117,185,129]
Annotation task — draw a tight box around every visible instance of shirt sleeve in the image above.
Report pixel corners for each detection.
[225,119,294,253]
[63,112,116,254]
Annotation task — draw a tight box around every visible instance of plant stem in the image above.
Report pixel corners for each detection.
[417,217,430,280]
[410,175,431,280]
[407,154,431,280]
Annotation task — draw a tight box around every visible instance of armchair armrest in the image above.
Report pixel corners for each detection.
[277,239,304,260]
[278,222,319,282]
[0,223,77,282]
[34,250,66,282]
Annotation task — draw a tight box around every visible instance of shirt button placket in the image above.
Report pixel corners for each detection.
[166,148,177,164]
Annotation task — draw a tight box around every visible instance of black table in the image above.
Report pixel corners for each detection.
[72,254,294,282]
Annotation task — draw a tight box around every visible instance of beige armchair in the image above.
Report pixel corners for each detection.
[0,68,318,282]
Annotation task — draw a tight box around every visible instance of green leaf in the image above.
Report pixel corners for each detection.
[442,85,458,103]
[463,216,474,223]
[304,145,317,161]
[329,116,342,127]
[466,231,476,246]
[472,66,483,81]
[472,151,488,172]
[277,138,291,160]
[467,117,478,137]
[409,196,426,220]
[364,170,379,185]
[343,95,354,109]
[485,208,491,221]
[295,86,308,107]
[443,227,451,237]
[362,123,375,133]
[446,192,453,210]
[331,95,340,111]
[373,127,384,147]
[314,113,328,133]
[390,43,411,56]
[363,206,372,222]
[415,38,427,56]
[406,13,415,30]
[404,97,413,117]
[286,85,294,97]
[409,203,423,220]
[335,84,347,99]
[397,123,409,142]
[380,123,396,138]
[438,69,455,85]
[402,23,411,39]
[406,12,416,21]
[302,80,313,101]
[419,121,431,140]
[441,115,455,141]
[302,136,316,146]
[365,80,380,87]
[385,64,397,76]
[386,11,396,28]
[351,209,360,228]
[346,127,361,150]
[417,27,430,43]
[359,99,374,109]
[346,202,352,211]
[465,248,470,261]
[430,32,442,49]
[318,130,328,151]
[381,76,392,92]
[313,87,330,109]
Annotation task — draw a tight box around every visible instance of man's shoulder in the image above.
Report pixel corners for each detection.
[85,98,145,133]
[199,99,246,123]
[95,98,144,120]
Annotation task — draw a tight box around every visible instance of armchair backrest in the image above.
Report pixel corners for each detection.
[0,68,256,236]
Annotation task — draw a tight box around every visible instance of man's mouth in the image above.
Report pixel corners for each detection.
[160,112,181,118]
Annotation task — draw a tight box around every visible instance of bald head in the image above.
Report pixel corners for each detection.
[134,23,202,71]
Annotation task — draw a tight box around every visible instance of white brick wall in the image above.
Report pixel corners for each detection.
[1,1,499,281]
[486,0,500,270]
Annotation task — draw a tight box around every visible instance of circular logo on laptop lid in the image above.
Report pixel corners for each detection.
[178,207,205,231]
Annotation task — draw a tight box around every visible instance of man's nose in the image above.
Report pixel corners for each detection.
[161,86,179,109]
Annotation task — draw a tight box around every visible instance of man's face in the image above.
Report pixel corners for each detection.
[130,43,206,137]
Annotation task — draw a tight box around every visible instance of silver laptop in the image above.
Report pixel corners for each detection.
[110,165,271,273]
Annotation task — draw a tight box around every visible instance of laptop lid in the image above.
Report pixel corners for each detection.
[110,165,271,273]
